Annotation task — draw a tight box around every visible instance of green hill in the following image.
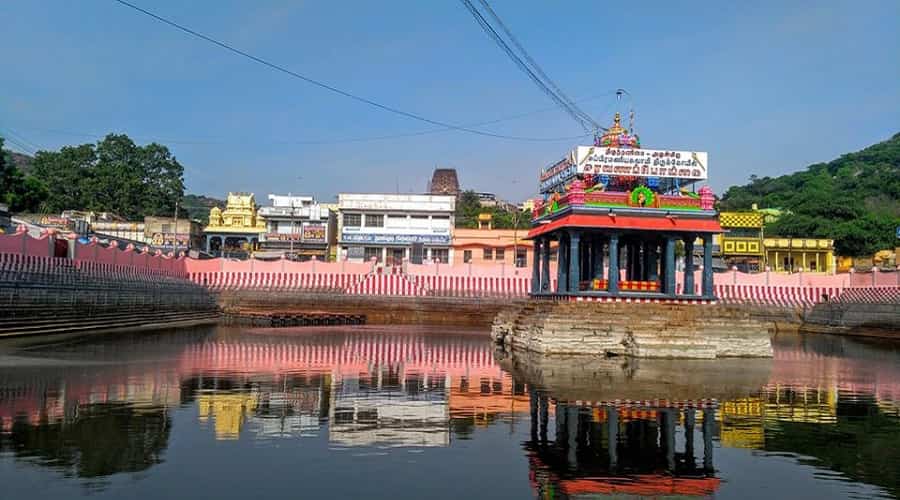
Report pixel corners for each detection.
[719,133,900,256]
[182,194,224,225]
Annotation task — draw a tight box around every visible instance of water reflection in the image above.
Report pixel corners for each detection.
[526,394,721,497]
[0,328,898,499]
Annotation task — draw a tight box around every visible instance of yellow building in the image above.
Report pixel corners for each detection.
[718,211,835,273]
[719,212,765,272]
[764,237,835,273]
[203,192,267,257]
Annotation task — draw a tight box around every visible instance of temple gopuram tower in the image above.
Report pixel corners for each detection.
[527,113,721,301]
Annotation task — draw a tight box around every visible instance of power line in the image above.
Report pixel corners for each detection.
[11,90,619,147]
[458,0,588,133]
[0,126,43,154]
[459,0,603,135]
[111,0,586,143]
[474,0,601,132]
[0,130,37,156]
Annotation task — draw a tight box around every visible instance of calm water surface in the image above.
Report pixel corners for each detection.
[0,326,898,499]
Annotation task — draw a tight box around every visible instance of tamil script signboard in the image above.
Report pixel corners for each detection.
[341,232,450,245]
[573,146,708,181]
[301,223,326,243]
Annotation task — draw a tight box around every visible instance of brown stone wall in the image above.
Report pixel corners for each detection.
[492,302,773,359]
[217,291,520,328]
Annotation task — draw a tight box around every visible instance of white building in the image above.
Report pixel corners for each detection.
[337,193,455,265]
[258,194,334,261]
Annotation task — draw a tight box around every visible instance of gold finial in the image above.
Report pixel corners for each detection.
[613,112,621,127]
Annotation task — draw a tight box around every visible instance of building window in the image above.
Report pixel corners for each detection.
[410,215,429,228]
[364,247,381,262]
[343,213,361,227]
[387,214,408,228]
[431,215,450,229]
[365,214,384,227]
[463,250,472,263]
[515,247,527,268]
[494,248,505,262]
[431,248,449,263]
[161,223,172,233]
[483,248,493,260]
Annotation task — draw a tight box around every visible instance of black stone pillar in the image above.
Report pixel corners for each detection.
[541,238,551,293]
[557,235,568,293]
[608,234,620,294]
[568,230,581,292]
[684,235,696,296]
[531,239,541,294]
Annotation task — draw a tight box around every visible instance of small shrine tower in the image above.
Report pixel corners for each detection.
[527,113,721,300]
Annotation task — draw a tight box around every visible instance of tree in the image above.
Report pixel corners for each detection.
[454,190,531,229]
[1,137,48,212]
[30,134,185,220]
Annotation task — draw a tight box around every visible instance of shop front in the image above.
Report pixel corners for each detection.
[258,195,333,260]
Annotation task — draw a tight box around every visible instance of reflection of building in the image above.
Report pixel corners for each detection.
[203,192,267,258]
[337,193,455,265]
[329,390,449,448]
[197,392,258,440]
[447,374,530,426]
[526,396,720,498]
[257,194,335,261]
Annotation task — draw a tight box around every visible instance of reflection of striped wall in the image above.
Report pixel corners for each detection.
[179,335,499,378]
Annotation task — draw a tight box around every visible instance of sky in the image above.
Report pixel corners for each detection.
[2,0,899,205]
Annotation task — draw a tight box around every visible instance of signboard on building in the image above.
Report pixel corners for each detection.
[265,232,303,241]
[539,158,577,193]
[341,231,450,245]
[301,222,327,243]
[572,146,708,181]
[150,232,190,250]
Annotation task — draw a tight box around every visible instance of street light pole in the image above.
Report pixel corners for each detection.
[288,192,294,260]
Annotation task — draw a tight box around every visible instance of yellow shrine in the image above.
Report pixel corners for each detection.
[203,192,267,257]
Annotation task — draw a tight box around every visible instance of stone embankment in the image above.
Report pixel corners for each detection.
[0,257,218,338]
[217,290,522,328]
[801,300,900,338]
[492,301,773,359]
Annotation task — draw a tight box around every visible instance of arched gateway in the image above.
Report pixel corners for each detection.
[527,113,722,301]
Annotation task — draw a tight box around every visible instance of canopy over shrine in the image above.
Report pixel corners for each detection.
[527,112,722,300]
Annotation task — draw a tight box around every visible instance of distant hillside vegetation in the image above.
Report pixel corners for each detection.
[183,194,224,225]
[8,151,33,174]
[719,133,900,256]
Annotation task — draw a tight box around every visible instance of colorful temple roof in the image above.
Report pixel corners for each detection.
[596,111,640,148]
[531,111,718,230]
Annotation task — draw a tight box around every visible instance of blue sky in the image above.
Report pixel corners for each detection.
[2,0,898,204]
